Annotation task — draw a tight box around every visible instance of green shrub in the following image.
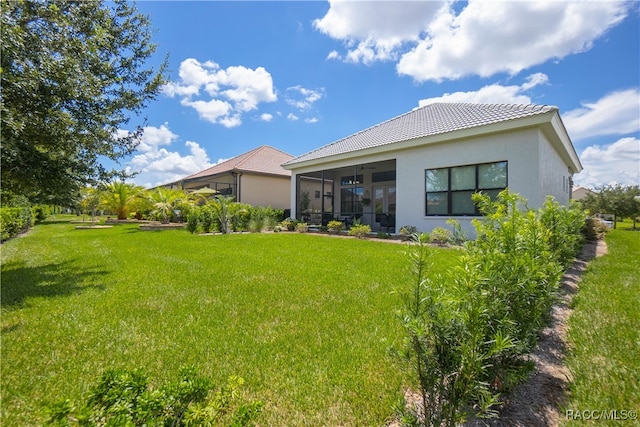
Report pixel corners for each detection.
[185,205,203,234]
[45,366,263,427]
[327,220,344,233]
[429,227,452,246]
[397,190,587,425]
[446,218,469,245]
[33,205,52,222]
[280,218,297,231]
[1,205,33,241]
[347,223,371,238]
[539,198,587,268]
[397,233,512,425]
[295,222,308,233]
[399,225,417,236]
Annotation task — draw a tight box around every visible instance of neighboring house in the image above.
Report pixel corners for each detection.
[282,103,582,234]
[572,186,595,201]
[165,145,294,210]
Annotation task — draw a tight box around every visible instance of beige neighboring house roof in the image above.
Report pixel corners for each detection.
[283,102,582,173]
[185,145,293,180]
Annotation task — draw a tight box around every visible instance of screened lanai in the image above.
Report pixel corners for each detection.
[294,159,396,232]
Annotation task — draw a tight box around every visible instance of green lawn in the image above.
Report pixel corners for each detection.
[563,225,640,425]
[1,217,459,426]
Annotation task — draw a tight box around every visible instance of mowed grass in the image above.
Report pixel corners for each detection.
[1,217,459,426]
[563,225,640,425]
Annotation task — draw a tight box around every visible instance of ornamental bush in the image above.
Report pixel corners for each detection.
[347,223,371,238]
[0,196,34,241]
[45,366,263,427]
[397,190,587,426]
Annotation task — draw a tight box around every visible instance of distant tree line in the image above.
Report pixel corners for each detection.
[579,184,640,229]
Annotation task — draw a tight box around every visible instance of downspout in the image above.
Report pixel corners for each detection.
[321,170,325,222]
[233,171,242,203]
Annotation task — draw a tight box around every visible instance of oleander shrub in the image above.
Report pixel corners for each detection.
[397,233,512,425]
[397,190,587,426]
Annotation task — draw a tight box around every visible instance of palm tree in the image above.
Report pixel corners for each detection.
[211,195,246,233]
[101,181,144,220]
[147,188,186,223]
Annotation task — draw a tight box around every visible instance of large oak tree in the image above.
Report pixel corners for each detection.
[1,0,167,204]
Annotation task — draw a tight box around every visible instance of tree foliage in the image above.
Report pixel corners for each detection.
[100,181,144,220]
[580,184,640,229]
[1,0,167,205]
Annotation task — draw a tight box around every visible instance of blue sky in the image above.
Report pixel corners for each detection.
[118,1,640,189]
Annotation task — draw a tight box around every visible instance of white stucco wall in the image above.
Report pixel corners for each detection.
[537,130,572,206]
[395,127,568,234]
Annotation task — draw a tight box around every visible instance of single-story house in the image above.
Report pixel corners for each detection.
[572,186,595,201]
[282,103,582,234]
[165,145,294,210]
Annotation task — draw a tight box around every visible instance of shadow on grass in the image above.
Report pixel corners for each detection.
[1,260,108,308]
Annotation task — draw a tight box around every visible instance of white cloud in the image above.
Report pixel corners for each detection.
[562,89,640,141]
[287,113,299,121]
[327,50,340,60]
[417,73,548,107]
[181,98,233,125]
[123,124,213,188]
[314,1,629,81]
[573,137,640,188]
[314,0,446,64]
[286,85,325,110]
[163,58,277,127]
[260,113,273,122]
[305,117,319,124]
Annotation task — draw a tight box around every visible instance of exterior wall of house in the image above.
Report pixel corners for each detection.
[537,129,572,206]
[239,173,291,209]
[288,127,576,235]
[395,127,560,235]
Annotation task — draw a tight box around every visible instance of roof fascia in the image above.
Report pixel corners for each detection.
[543,112,583,173]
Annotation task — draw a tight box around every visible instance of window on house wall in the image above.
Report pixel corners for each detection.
[341,187,363,215]
[425,161,507,216]
[340,174,363,185]
[372,170,396,182]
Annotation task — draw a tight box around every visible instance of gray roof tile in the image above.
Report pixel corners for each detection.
[284,103,556,165]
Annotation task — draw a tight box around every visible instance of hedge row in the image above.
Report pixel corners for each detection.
[0,206,34,241]
[1,204,52,242]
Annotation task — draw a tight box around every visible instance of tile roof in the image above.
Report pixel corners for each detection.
[185,145,293,180]
[284,103,557,166]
